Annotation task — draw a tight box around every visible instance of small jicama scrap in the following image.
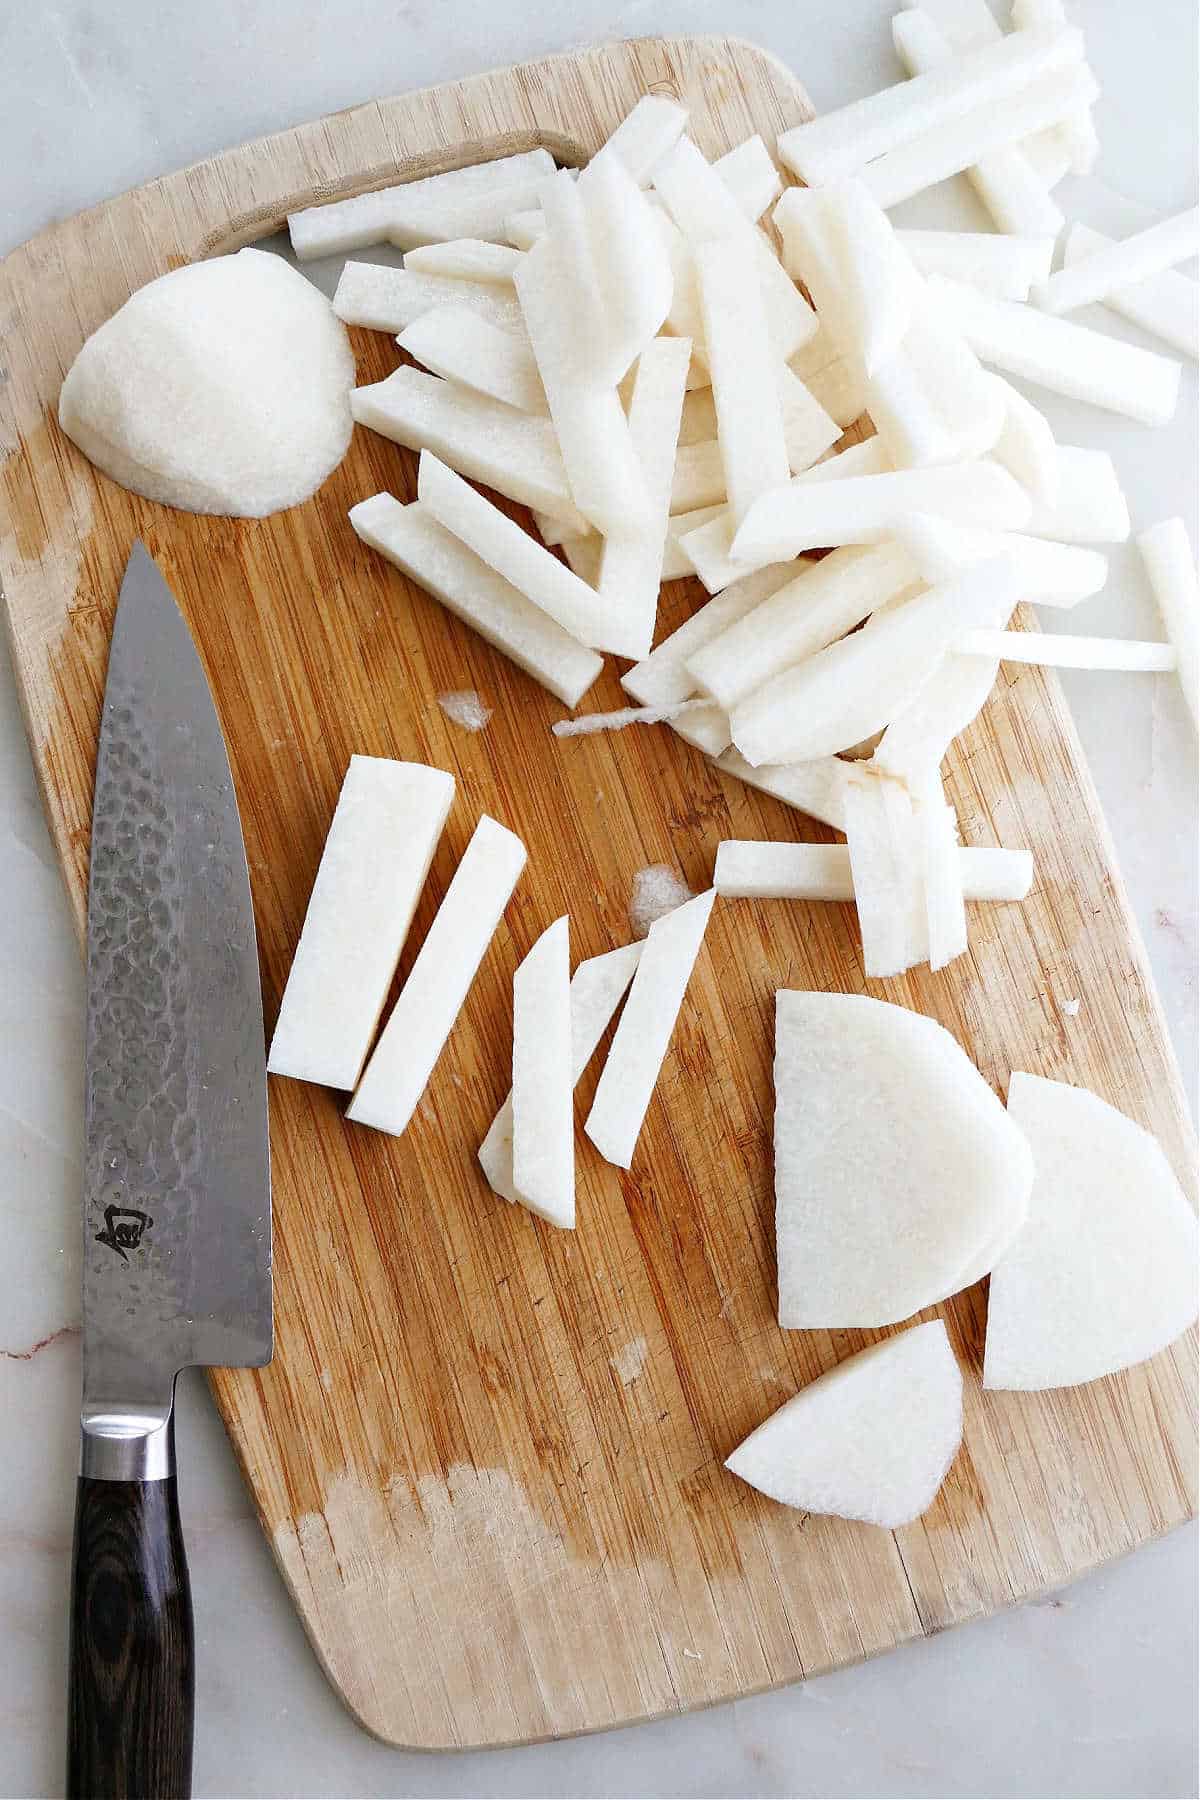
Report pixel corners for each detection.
[334,262,526,335]
[585,888,715,1167]
[438,689,491,731]
[725,1321,962,1528]
[896,515,1108,608]
[1034,207,1200,318]
[1023,446,1130,544]
[696,245,790,527]
[287,149,555,258]
[1137,517,1199,729]
[1063,224,1198,361]
[956,630,1177,672]
[628,865,696,940]
[349,495,602,707]
[510,916,574,1228]
[714,748,852,833]
[404,239,524,282]
[984,1074,1199,1390]
[551,701,702,739]
[714,839,1032,903]
[895,229,1055,301]
[774,991,1033,1328]
[843,772,927,977]
[398,306,544,412]
[479,941,642,1208]
[348,814,526,1136]
[928,275,1182,428]
[987,376,1059,506]
[268,757,455,1090]
[621,565,797,708]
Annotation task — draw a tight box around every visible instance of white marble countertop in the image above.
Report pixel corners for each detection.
[1,3,1196,1796]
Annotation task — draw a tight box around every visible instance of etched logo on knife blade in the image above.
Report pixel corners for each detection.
[95,1205,153,1262]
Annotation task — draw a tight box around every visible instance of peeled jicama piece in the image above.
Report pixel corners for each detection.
[895,229,1055,301]
[621,565,797,708]
[585,889,715,1169]
[398,306,544,412]
[714,839,1031,902]
[334,262,525,335]
[677,388,719,447]
[1063,224,1198,361]
[774,181,919,378]
[404,239,524,282]
[349,495,602,707]
[803,354,871,429]
[601,94,689,185]
[774,991,1033,1327]
[987,376,1059,507]
[867,311,1005,469]
[714,748,852,833]
[1023,447,1130,544]
[662,502,727,578]
[696,245,791,529]
[1137,517,1199,729]
[956,630,1177,672]
[1034,207,1200,318]
[895,515,1107,609]
[504,208,546,251]
[558,534,602,587]
[509,917,574,1228]
[984,1074,1200,1391]
[287,150,556,259]
[912,770,967,973]
[1010,0,1099,173]
[714,135,783,222]
[872,651,1000,788]
[581,150,675,386]
[725,1320,963,1527]
[843,772,927,977]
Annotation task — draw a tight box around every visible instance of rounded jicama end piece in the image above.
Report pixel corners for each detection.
[59,248,354,517]
[984,1074,1200,1392]
[725,1321,963,1528]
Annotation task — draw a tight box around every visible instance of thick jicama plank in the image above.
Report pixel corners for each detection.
[896,515,1107,608]
[583,151,675,385]
[621,564,797,707]
[714,839,1032,902]
[988,376,1059,506]
[416,454,608,648]
[351,368,585,531]
[714,135,782,222]
[334,262,525,334]
[895,229,1055,301]
[1063,224,1199,361]
[732,555,1024,766]
[775,181,919,377]
[1024,446,1130,543]
[348,814,526,1135]
[404,240,524,282]
[584,888,715,1169]
[511,916,574,1228]
[288,149,555,258]
[397,306,544,412]
[268,757,455,1089]
[597,335,692,659]
[697,245,790,529]
[349,495,602,707]
[1137,518,1199,729]
[958,630,1177,672]
[715,748,852,832]
[730,459,1031,564]
[479,942,643,1205]
[1035,208,1200,317]
[928,276,1182,427]
[688,542,919,713]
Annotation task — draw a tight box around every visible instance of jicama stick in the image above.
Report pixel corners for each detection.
[873,648,1000,786]
[663,502,726,578]
[801,437,892,483]
[714,839,1032,902]
[670,440,728,514]
[1023,446,1131,543]
[800,353,870,428]
[867,311,1005,468]
[775,181,920,377]
[511,916,574,1228]
[927,275,1182,427]
[714,747,852,831]
[688,542,919,713]
[348,814,526,1135]
[895,515,1107,608]
[956,630,1177,671]
[349,495,602,706]
[288,149,555,258]
[988,375,1058,505]
[416,454,608,648]
[778,367,843,472]
[842,773,926,978]
[670,704,733,757]
[1062,225,1199,359]
[730,459,1031,564]
[538,169,609,366]
[1035,208,1200,317]
[1011,0,1100,173]
[351,368,586,531]
[585,889,715,1169]
[895,229,1055,301]
[404,240,524,282]
[913,771,967,972]
[558,533,603,587]
[697,245,791,528]
[602,94,689,185]
[582,150,675,384]
[268,757,455,1089]
[714,135,783,222]
[1137,518,1199,729]
[479,942,643,1205]
[335,262,526,335]
[397,306,544,412]
[621,564,798,707]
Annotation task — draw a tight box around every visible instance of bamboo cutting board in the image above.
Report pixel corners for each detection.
[1,33,1196,1753]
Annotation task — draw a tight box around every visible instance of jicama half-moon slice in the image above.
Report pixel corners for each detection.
[725,1320,963,1527]
[1137,517,1199,729]
[984,1074,1199,1390]
[348,814,526,1136]
[714,749,852,833]
[1062,223,1198,361]
[334,262,526,335]
[288,150,556,259]
[714,839,1031,902]
[398,305,544,412]
[774,991,1033,1328]
[510,916,574,1228]
[620,565,798,708]
[268,757,454,1089]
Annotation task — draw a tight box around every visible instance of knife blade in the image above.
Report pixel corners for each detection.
[68,542,272,1800]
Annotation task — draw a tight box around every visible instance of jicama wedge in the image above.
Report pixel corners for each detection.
[404,239,524,282]
[956,630,1177,672]
[714,839,1032,902]
[416,454,608,648]
[334,262,525,335]
[731,554,1024,766]
[397,306,544,412]
[843,772,927,977]
[585,888,715,1169]
[773,991,1033,1328]
[621,564,798,707]
[688,542,919,713]
[988,376,1059,506]
[509,916,574,1228]
[895,229,1055,301]
[1034,207,1200,318]
[479,941,642,1206]
[984,1074,1199,1391]
[714,747,853,832]
[351,368,586,531]
[696,245,790,528]
[268,757,455,1090]
[1063,224,1198,361]
[1137,517,1199,729]
[895,515,1108,608]
[928,275,1182,427]
[288,149,555,258]
[729,459,1030,564]
[582,149,675,385]
[1023,446,1129,543]
[349,495,602,707]
[348,814,526,1135]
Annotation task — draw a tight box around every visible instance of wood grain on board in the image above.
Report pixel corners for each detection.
[0,34,1195,1753]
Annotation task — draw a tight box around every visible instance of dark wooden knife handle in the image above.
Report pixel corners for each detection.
[68,1475,194,1800]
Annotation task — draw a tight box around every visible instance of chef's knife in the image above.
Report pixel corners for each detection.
[68,543,272,1800]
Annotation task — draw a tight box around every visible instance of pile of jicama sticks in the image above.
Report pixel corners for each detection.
[290,0,1199,983]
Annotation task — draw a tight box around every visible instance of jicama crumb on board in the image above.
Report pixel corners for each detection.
[437,690,492,731]
[628,865,696,940]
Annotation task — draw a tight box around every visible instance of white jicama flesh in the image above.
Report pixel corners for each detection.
[601,93,689,185]
[775,182,919,379]
[984,1074,1200,1391]
[774,991,1033,1328]
[715,135,783,221]
[348,814,526,1136]
[843,773,928,978]
[803,354,871,429]
[696,244,790,527]
[669,704,732,757]
[585,889,715,1169]
[334,263,526,335]
[268,757,455,1089]
[896,515,1108,609]
[505,208,546,251]
[349,495,602,707]
[351,368,585,532]
[397,306,544,412]
[287,150,555,258]
[510,917,575,1228]
[621,565,798,708]
[404,239,524,282]
[956,630,1177,672]
[1033,207,1200,317]
[714,748,852,833]
[1023,446,1130,543]
[670,440,728,514]
[714,839,1032,903]
[928,275,1182,428]
[662,502,727,577]
[58,250,354,518]
[1063,224,1198,361]
[867,311,1005,469]
[913,770,967,973]
[895,229,1055,301]
[581,149,675,385]
[1011,0,1099,173]
[987,376,1059,507]
[479,941,642,1208]
[725,1320,963,1528]
[872,649,1001,788]
[1137,517,1200,729]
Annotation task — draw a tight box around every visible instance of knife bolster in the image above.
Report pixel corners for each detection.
[81,1403,175,1481]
